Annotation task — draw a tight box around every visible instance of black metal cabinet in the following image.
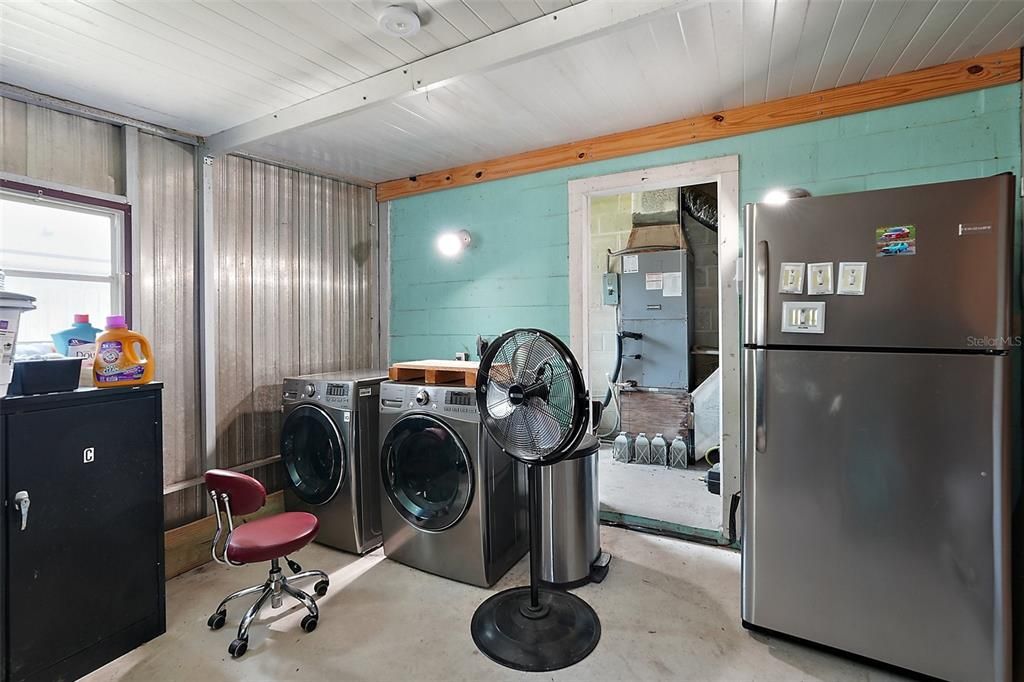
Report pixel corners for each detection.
[1,384,165,682]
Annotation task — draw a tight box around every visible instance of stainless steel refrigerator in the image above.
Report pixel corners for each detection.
[741,174,1015,681]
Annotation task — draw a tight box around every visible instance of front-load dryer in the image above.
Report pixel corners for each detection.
[378,381,527,587]
[281,369,388,554]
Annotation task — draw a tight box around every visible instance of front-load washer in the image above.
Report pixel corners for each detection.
[281,369,388,554]
[378,381,527,587]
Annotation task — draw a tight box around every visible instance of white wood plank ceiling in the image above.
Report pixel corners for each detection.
[2,0,1023,185]
[241,0,1024,183]
[0,0,583,134]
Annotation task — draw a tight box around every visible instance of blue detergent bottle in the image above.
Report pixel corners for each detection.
[52,314,102,361]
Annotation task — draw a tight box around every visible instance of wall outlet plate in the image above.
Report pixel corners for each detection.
[781,301,826,334]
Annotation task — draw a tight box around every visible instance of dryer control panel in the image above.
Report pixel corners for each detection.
[281,378,354,410]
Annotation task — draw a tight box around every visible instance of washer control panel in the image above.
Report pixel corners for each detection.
[380,382,479,420]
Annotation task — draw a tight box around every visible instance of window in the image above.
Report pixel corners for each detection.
[0,189,128,346]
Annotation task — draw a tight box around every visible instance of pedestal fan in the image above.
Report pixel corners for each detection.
[470,328,600,672]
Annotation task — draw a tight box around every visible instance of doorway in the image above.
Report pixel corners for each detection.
[567,157,740,543]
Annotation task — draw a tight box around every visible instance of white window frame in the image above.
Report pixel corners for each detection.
[0,188,128,340]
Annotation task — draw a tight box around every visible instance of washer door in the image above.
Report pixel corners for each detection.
[280,404,346,505]
[381,414,474,531]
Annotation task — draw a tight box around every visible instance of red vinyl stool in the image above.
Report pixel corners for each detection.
[204,470,328,658]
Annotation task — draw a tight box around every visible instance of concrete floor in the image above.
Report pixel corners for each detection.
[598,447,721,531]
[87,527,903,681]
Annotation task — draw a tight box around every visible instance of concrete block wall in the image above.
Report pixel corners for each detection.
[388,84,1022,363]
[587,193,632,397]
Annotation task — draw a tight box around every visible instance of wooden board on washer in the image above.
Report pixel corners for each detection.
[389,360,479,387]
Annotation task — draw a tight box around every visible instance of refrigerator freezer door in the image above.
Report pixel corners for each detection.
[744,174,1013,350]
[741,349,1011,681]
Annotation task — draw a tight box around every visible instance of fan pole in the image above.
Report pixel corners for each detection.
[527,463,542,612]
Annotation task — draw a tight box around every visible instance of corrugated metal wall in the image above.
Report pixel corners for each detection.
[135,133,203,529]
[214,155,379,494]
[1,95,381,527]
[0,96,125,194]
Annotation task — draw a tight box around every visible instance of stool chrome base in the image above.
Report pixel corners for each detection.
[207,557,329,658]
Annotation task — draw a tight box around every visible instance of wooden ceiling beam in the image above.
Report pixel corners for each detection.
[203,0,696,155]
[376,48,1022,203]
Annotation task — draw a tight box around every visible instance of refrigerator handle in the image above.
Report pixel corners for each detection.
[754,240,768,347]
[754,349,766,453]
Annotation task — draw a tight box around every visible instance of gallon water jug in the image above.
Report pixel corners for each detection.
[94,315,155,387]
[634,432,651,465]
[651,433,667,466]
[612,432,630,463]
[669,436,689,469]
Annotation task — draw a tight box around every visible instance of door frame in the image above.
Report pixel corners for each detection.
[567,155,740,538]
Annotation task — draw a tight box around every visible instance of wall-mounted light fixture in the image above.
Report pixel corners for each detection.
[763,188,812,205]
[436,229,472,258]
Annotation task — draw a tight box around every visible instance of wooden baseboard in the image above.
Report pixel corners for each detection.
[164,491,285,579]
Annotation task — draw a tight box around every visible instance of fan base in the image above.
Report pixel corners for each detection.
[471,586,601,672]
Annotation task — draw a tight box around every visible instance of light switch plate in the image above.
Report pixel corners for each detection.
[781,301,826,334]
[837,262,867,295]
[807,262,834,295]
[779,262,805,294]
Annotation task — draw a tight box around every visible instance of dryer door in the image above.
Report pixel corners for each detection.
[280,404,346,505]
[381,414,474,531]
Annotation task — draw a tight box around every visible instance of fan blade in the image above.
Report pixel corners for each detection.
[487,362,514,388]
[521,398,562,450]
[510,337,537,385]
[486,382,515,419]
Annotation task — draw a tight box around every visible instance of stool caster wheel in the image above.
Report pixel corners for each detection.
[228,638,248,658]
[301,615,318,633]
[207,610,227,630]
[314,580,329,597]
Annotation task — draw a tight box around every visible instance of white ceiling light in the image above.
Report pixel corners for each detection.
[437,230,471,258]
[378,6,421,38]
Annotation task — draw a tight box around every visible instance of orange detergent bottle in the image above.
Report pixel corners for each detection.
[93,315,155,387]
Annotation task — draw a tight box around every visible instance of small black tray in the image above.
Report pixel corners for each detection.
[8,358,84,395]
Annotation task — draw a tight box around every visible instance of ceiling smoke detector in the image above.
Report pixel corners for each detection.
[378,6,421,38]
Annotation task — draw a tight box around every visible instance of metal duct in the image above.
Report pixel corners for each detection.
[679,186,718,232]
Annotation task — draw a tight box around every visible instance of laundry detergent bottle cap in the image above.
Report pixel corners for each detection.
[93,316,155,387]
[74,313,90,324]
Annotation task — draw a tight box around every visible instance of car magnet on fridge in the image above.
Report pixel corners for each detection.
[807,262,834,295]
[779,262,805,294]
[875,225,916,257]
[837,262,867,295]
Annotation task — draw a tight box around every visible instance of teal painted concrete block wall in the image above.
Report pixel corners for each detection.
[389,84,1021,361]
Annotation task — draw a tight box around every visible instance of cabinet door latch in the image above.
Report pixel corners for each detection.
[13,490,30,531]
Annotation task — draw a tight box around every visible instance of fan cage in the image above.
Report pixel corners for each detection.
[475,329,589,464]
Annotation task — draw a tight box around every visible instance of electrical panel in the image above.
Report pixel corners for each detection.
[602,272,620,305]
[618,249,694,390]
